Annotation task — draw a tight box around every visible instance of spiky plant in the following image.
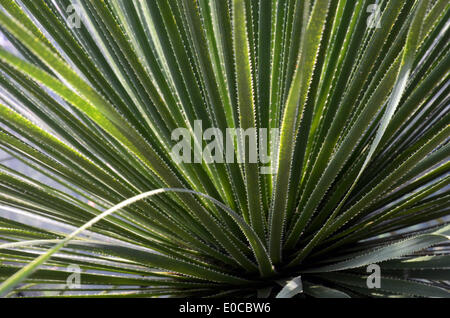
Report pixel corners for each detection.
[0,0,448,298]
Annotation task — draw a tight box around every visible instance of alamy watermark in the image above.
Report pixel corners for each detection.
[66,4,84,29]
[367,4,382,29]
[366,264,381,289]
[66,264,81,289]
[170,121,280,175]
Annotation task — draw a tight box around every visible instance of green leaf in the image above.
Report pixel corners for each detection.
[276,275,303,298]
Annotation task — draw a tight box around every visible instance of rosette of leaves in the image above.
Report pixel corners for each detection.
[0,0,448,298]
